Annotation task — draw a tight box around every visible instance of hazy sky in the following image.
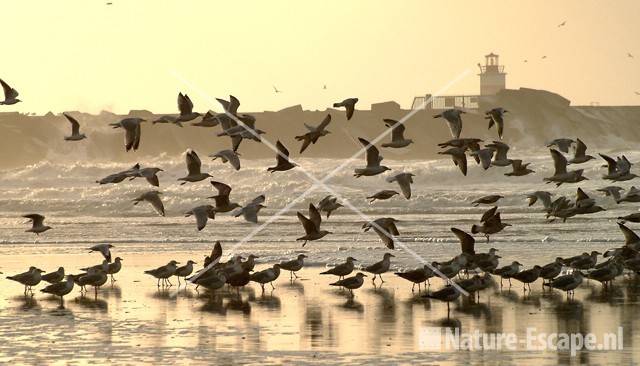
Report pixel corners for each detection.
[3,0,639,114]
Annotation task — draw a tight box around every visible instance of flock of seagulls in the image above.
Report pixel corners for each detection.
[3,79,640,321]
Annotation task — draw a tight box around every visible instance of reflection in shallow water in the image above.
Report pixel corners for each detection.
[0,255,639,364]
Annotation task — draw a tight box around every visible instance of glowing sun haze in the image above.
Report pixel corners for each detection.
[3,0,639,114]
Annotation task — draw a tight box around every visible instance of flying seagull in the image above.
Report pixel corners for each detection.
[88,243,114,262]
[295,114,332,153]
[233,195,266,223]
[178,149,212,184]
[109,117,145,151]
[273,85,282,93]
[362,217,400,249]
[296,203,332,246]
[132,190,165,216]
[63,113,87,141]
[176,92,202,123]
[185,205,216,231]
[208,181,241,213]
[354,138,390,177]
[0,79,20,105]
[209,149,241,171]
[267,140,296,173]
[333,98,358,120]
[433,109,465,139]
[381,119,413,148]
[485,107,508,139]
[23,214,52,235]
[386,172,415,199]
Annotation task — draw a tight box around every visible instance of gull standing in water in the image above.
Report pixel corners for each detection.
[493,261,522,288]
[362,217,400,249]
[145,260,179,287]
[267,140,297,172]
[512,265,542,291]
[108,257,123,282]
[132,190,165,216]
[185,205,216,231]
[386,172,414,199]
[233,195,266,223]
[367,190,400,203]
[41,275,75,306]
[296,203,332,246]
[174,260,196,286]
[381,119,413,148]
[364,253,395,285]
[485,107,508,139]
[178,149,212,184]
[544,271,583,298]
[0,78,20,105]
[395,265,435,292]
[423,286,461,318]
[433,109,465,139]
[330,272,367,297]
[354,138,391,177]
[110,117,145,152]
[209,149,241,171]
[41,267,65,284]
[250,264,281,292]
[320,257,357,280]
[88,243,114,262]
[317,195,343,219]
[333,98,358,120]
[279,254,308,280]
[23,214,52,237]
[295,114,332,153]
[208,181,241,213]
[7,267,44,295]
[63,113,87,141]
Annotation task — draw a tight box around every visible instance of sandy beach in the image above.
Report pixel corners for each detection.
[0,248,638,365]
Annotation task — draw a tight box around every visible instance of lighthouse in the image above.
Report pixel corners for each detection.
[478,53,506,95]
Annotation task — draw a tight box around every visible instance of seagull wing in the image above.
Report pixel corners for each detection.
[317,114,332,131]
[574,138,587,158]
[451,227,475,255]
[480,206,498,223]
[211,181,232,197]
[619,223,640,245]
[550,149,568,175]
[228,95,240,115]
[345,101,355,120]
[599,153,618,175]
[177,93,194,115]
[276,140,291,163]
[297,212,316,235]
[132,121,141,150]
[309,203,322,230]
[23,214,45,227]
[359,137,381,167]
[186,150,202,175]
[0,79,18,100]
[147,193,165,216]
[64,113,81,135]
[194,209,209,231]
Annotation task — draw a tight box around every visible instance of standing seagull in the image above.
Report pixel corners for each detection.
[296,203,332,246]
[381,119,413,148]
[321,257,358,280]
[364,253,395,285]
[333,98,358,120]
[88,243,114,262]
[433,109,465,139]
[386,172,414,199]
[295,114,332,153]
[23,214,52,236]
[330,272,367,297]
[110,117,145,152]
[185,205,216,231]
[0,79,20,105]
[132,190,165,216]
[63,113,87,141]
[362,217,400,249]
[176,93,202,123]
[485,107,508,139]
[279,254,308,280]
[41,275,75,306]
[7,267,44,295]
[208,181,241,213]
[209,149,241,171]
[354,138,391,177]
[178,149,212,184]
[267,140,297,173]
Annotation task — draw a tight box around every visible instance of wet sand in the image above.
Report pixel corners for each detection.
[1,252,640,365]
